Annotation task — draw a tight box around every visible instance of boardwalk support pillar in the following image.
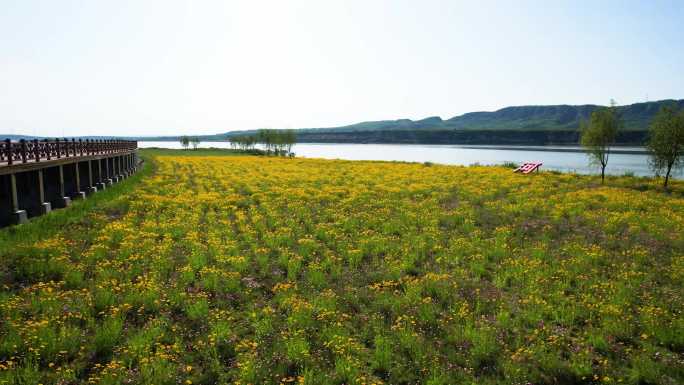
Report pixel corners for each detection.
[55,165,72,208]
[37,170,51,215]
[86,160,97,195]
[10,174,27,224]
[105,157,113,186]
[73,162,85,200]
[96,159,106,191]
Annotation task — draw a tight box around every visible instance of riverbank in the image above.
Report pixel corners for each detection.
[1,153,682,384]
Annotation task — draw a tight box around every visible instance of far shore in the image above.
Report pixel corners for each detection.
[137,140,649,155]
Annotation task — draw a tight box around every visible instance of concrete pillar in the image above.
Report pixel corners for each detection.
[105,157,113,185]
[86,160,97,195]
[96,159,106,191]
[119,156,125,178]
[37,170,51,214]
[71,162,86,200]
[111,157,119,183]
[10,174,27,224]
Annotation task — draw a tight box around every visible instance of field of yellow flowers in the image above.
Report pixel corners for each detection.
[1,151,683,385]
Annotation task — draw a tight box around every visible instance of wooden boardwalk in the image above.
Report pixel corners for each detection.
[1,138,139,227]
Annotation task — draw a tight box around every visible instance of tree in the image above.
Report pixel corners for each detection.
[191,136,200,150]
[258,129,273,154]
[647,103,684,188]
[580,100,622,183]
[284,129,296,155]
[180,135,190,150]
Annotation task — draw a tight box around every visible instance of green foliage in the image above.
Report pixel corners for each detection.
[190,136,200,150]
[647,103,684,188]
[185,296,210,321]
[179,135,190,150]
[93,316,124,359]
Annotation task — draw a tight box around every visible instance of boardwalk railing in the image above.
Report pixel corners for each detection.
[1,139,137,167]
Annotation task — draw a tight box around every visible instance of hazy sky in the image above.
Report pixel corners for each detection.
[1,0,683,137]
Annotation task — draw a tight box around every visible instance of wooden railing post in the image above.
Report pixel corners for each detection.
[4,139,12,166]
[33,139,40,163]
[20,139,27,163]
[44,139,51,161]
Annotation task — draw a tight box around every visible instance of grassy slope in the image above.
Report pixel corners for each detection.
[0,150,683,384]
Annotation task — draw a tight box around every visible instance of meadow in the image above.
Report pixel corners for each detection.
[1,150,683,385]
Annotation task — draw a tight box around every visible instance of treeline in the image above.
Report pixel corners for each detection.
[179,136,200,150]
[229,129,296,156]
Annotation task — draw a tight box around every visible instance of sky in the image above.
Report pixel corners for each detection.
[1,0,683,137]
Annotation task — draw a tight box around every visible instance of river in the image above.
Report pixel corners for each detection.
[138,141,681,178]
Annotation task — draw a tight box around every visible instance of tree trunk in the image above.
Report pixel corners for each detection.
[601,165,606,184]
[664,166,672,189]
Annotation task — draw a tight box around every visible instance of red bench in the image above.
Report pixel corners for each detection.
[514,162,542,174]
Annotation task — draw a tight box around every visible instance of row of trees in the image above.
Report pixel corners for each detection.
[581,101,684,188]
[229,129,296,156]
[180,136,201,150]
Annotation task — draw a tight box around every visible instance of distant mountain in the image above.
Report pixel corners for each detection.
[293,99,684,133]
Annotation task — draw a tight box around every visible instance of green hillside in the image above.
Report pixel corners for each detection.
[296,99,684,133]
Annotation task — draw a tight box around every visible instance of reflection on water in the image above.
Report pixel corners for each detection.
[138,141,681,178]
